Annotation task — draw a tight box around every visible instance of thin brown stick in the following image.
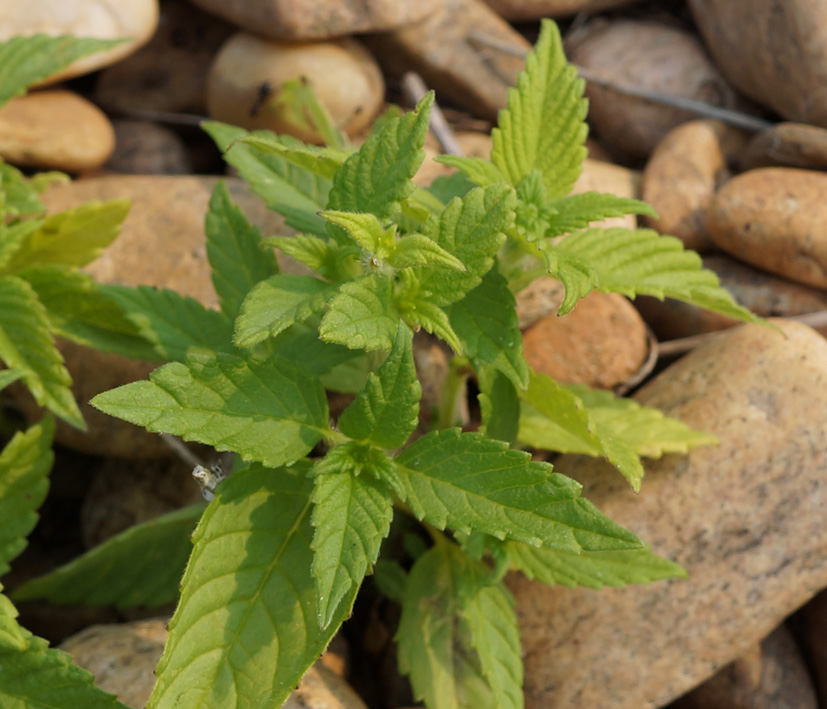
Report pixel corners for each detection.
[161,433,206,468]
[400,71,465,157]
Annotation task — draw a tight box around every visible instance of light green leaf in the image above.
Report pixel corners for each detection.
[477,365,520,446]
[18,266,160,361]
[320,210,392,255]
[232,135,349,179]
[417,184,516,306]
[0,276,82,428]
[234,274,335,347]
[101,284,235,362]
[148,462,358,709]
[338,323,420,449]
[491,19,587,200]
[388,235,466,272]
[0,35,123,108]
[0,220,41,274]
[509,542,687,589]
[311,464,394,628]
[545,227,763,319]
[12,503,205,609]
[261,77,347,150]
[203,121,331,236]
[0,162,45,219]
[427,172,476,205]
[393,428,642,552]
[264,234,344,278]
[319,274,399,351]
[91,352,329,469]
[398,294,463,354]
[434,155,505,188]
[446,268,529,390]
[0,586,26,651]
[0,369,23,392]
[544,191,656,238]
[0,417,54,577]
[205,181,279,322]
[2,200,129,273]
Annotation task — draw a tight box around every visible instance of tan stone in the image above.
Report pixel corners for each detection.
[705,168,827,289]
[207,32,384,143]
[0,90,114,172]
[482,0,642,20]
[739,122,827,172]
[510,320,827,708]
[367,0,529,122]
[0,0,159,84]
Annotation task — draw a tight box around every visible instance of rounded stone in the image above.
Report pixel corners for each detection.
[482,0,643,21]
[105,121,192,175]
[738,122,827,172]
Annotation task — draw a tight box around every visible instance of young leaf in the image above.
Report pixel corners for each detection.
[445,268,529,390]
[91,352,329,469]
[265,234,344,279]
[544,191,657,238]
[398,295,463,355]
[0,35,123,107]
[477,365,520,446]
[320,210,392,256]
[203,121,331,236]
[417,184,516,306]
[12,503,205,609]
[388,235,466,272]
[338,323,420,449]
[0,276,83,428]
[101,284,235,361]
[544,226,764,319]
[234,274,336,347]
[2,200,130,273]
[491,19,587,200]
[0,416,54,576]
[205,181,279,322]
[148,462,358,709]
[232,135,349,179]
[508,542,687,589]
[434,155,506,188]
[0,219,41,274]
[0,586,26,651]
[0,368,23,392]
[392,428,642,552]
[319,274,399,351]
[0,162,46,218]
[310,463,394,628]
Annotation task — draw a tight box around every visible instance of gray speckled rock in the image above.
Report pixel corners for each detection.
[510,320,827,708]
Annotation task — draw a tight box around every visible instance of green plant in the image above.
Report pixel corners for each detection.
[13,21,757,708]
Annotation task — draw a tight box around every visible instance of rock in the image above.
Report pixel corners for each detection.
[636,254,827,341]
[0,1,159,84]
[284,663,369,709]
[187,0,438,40]
[669,624,818,709]
[738,122,827,172]
[522,290,651,390]
[207,32,384,143]
[569,20,745,159]
[482,0,642,20]
[0,90,114,172]
[105,121,192,175]
[572,157,640,229]
[689,0,827,127]
[366,0,530,122]
[705,168,827,290]
[642,120,746,252]
[799,589,827,705]
[94,1,232,116]
[510,319,827,708]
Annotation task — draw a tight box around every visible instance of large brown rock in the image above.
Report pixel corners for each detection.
[483,0,642,20]
[738,122,827,172]
[510,320,827,708]
[705,168,827,290]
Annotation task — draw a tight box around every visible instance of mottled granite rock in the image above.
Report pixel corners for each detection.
[510,320,827,708]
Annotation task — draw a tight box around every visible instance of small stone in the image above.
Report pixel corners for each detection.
[105,121,192,175]
[0,90,114,172]
[187,0,439,40]
[738,122,827,172]
[669,624,818,709]
[207,32,384,143]
[511,320,827,708]
[569,20,745,159]
[0,0,159,84]
[705,167,827,290]
[283,663,369,709]
[482,0,642,21]
[799,589,827,705]
[367,0,530,122]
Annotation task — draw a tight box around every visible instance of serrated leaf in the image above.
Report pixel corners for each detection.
[320,210,392,255]
[234,274,336,347]
[319,274,399,351]
[0,35,123,107]
[509,542,687,589]
[544,191,656,238]
[310,465,394,628]
[417,184,516,306]
[477,365,520,446]
[389,235,466,271]
[18,266,160,361]
[232,135,349,179]
[445,268,529,390]
[0,586,26,651]
[264,234,345,279]
[0,369,23,392]
[205,181,279,322]
[0,417,54,577]
[12,503,205,609]
[0,220,41,274]
[398,295,463,354]
[434,156,505,188]
[148,462,358,709]
[545,227,764,319]
[0,162,45,219]
[393,428,642,552]
[101,284,235,362]
[203,121,331,236]
[0,276,82,428]
[2,200,129,273]
[491,19,587,200]
[91,352,329,469]
[338,323,420,449]
[262,77,347,150]
[427,172,476,205]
